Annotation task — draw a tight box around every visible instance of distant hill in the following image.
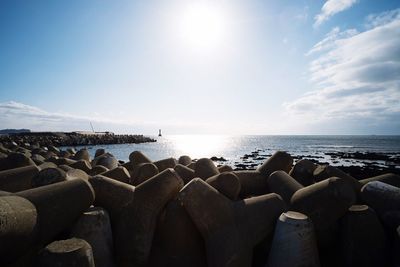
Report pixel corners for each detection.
[0,129,31,134]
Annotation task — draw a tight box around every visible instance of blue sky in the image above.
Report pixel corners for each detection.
[0,0,399,134]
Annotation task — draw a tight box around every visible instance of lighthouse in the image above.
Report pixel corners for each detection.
[158,129,162,137]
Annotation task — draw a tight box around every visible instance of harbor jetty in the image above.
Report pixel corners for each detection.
[0,141,399,267]
[0,131,156,147]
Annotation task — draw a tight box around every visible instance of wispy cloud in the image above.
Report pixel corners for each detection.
[285,9,400,128]
[314,0,358,27]
[365,8,400,29]
[0,101,122,132]
[0,101,220,134]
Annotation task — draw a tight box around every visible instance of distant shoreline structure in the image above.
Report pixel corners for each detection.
[0,130,156,146]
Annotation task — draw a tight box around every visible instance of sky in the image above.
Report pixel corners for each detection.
[0,0,399,135]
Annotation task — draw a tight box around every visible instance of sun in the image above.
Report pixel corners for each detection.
[179,3,225,49]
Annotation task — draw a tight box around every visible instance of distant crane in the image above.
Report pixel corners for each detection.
[90,122,95,133]
[158,129,162,137]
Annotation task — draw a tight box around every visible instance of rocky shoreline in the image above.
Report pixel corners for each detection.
[223,149,400,180]
[0,140,399,267]
[0,132,156,147]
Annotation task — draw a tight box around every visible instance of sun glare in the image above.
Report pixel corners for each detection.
[179,3,225,49]
[170,135,228,159]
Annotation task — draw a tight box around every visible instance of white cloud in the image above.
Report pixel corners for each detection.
[0,101,219,134]
[285,10,400,130]
[365,8,400,29]
[314,0,358,27]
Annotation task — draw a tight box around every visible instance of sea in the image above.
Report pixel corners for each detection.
[65,135,400,169]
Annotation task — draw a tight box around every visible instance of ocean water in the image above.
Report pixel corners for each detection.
[65,135,400,168]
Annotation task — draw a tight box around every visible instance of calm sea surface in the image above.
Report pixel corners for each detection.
[66,135,400,167]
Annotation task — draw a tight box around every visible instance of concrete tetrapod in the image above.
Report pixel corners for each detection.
[89,175,135,217]
[267,171,303,205]
[290,177,356,264]
[90,169,184,267]
[70,207,115,267]
[31,167,67,188]
[130,163,159,186]
[58,164,74,172]
[359,173,400,188]
[267,211,320,267]
[313,165,362,193]
[66,169,89,181]
[17,179,95,246]
[178,155,192,166]
[95,148,106,158]
[289,159,317,186]
[148,198,207,267]
[218,165,234,173]
[0,152,36,171]
[233,170,269,199]
[154,157,177,172]
[339,205,387,267]
[129,151,152,167]
[35,238,95,267]
[256,151,293,177]
[70,160,92,173]
[174,164,195,184]
[394,226,400,267]
[0,195,38,265]
[194,158,220,180]
[90,165,109,176]
[0,165,40,192]
[95,154,118,170]
[361,181,400,216]
[73,149,91,162]
[178,178,286,267]
[206,172,241,200]
[101,166,131,184]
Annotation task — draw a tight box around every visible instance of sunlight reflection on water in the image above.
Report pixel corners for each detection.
[167,135,231,159]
